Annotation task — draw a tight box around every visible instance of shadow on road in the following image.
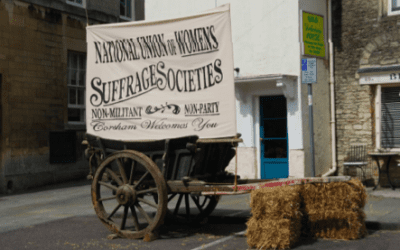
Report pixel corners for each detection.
[1,211,391,250]
[0,178,91,198]
[0,210,250,250]
[158,212,249,239]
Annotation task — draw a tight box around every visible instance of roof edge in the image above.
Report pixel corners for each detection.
[358,65,400,74]
[234,74,298,83]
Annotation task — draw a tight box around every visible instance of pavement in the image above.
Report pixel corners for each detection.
[364,186,400,231]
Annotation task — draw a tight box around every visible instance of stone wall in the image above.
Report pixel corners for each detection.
[0,0,148,194]
[0,0,146,194]
[0,0,90,193]
[333,0,400,187]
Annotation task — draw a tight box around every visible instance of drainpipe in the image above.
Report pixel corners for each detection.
[323,0,337,177]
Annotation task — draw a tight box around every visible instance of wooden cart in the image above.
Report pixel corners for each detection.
[83,134,350,239]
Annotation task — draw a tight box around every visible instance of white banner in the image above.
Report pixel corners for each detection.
[86,4,236,141]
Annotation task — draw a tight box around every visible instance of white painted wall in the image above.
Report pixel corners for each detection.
[145,0,216,21]
[145,0,303,146]
[145,0,300,77]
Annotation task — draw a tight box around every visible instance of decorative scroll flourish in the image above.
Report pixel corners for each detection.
[145,103,181,115]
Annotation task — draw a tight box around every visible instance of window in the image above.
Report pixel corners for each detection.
[68,51,86,124]
[66,0,85,8]
[375,84,400,150]
[380,86,400,148]
[389,0,400,15]
[120,0,134,20]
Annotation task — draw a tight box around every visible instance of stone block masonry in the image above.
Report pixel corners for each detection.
[333,0,400,187]
[0,0,96,194]
[0,0,145,194]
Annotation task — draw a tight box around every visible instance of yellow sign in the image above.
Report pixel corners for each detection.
[302,12,325,57]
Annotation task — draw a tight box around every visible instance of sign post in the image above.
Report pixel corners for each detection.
[302,58,316,177]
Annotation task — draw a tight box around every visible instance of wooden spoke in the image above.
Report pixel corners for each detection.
[133,171,149,189]
[168,193,177,202]
[130,205,140,231]
[121,205,129,230]
[136,188,158,195]
[98,181,118,191]
[92,151,167,239]
[115,158,128,184]
[174,194,184,216]
[136,203,153,224]
[105,168,123,186]
[192,195,199,204]
[107,204,122,220]
[199,196,208,207]
[98,196,116,202]
[129,160,135,185]
[191,195,204,213]
[137,197,158,209]
[164,195,220,224]
[185,194,190,218]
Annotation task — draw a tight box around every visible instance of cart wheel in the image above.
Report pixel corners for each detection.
[162,194,220,224]
[92,150,167,239]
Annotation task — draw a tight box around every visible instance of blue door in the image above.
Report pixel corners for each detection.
[260,96,288,179]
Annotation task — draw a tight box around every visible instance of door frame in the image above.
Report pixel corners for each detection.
[258,95,289,179]
[255,95,290,179]
[235,75,300,179]
[255,95,262,179]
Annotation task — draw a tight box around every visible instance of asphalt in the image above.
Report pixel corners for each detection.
[2,179,400,233]
[364,187,400,231]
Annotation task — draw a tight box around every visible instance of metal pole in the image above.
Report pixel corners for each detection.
[308,83,315,177]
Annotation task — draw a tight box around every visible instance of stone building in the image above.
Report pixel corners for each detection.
[0,0,144,194]
[333,0,400,186]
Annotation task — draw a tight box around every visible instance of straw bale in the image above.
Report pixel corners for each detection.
[246,178,367,248]
[302,179,367,212]
[251,185,303,220]
[306,209,367,240]
[246,216,302,250]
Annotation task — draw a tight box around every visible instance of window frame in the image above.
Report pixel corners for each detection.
[375,83,400,151]
[67,51,86,125]
[388,0,400,16]
[120,0,134,21]
[66,0,86,8]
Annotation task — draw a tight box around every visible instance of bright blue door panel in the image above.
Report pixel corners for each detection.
[262,162,289,179]
[260,96,288,179]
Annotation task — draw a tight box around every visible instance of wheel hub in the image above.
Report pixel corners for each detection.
[116,185,136,205]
